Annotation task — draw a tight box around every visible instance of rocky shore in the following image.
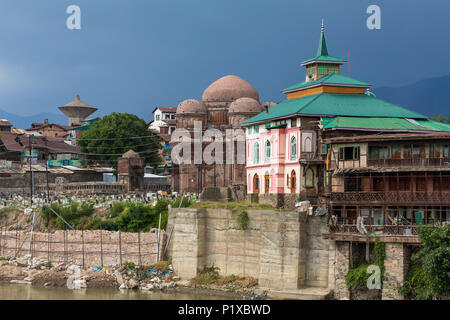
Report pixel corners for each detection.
[0,256,266,299]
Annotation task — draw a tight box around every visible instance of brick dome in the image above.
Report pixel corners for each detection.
[229,97,263,114]
[202,75,259,103]
[176,99,207,114]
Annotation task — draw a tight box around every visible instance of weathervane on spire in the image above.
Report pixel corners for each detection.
[321,19,324,32]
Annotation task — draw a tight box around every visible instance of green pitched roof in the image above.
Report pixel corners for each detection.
[301,55,346,65]
[241,93,429,125]
[317,24,328,56]
[301,22,346,65]
[282,73,370,92]
[321,117,450,132]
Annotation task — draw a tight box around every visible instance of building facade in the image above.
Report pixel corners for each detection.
[172,75,275,194]
[242,23,450,210]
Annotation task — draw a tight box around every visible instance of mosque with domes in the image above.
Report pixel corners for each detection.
[171,75,274,194]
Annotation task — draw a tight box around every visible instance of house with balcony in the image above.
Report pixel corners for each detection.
[241,22,450,210]
[323,132,450,234]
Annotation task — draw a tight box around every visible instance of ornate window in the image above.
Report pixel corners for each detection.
[254,142,260,164]
[290,136,297,160]
[265,140,271,162]
[305,168,314,188]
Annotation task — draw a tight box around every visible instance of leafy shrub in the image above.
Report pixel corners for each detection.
[108,202,125,218]
[346,238,385,290]
[399,224,450,299]
[233,210,249,230]
[190,266,221,285]
[42,201,94,230]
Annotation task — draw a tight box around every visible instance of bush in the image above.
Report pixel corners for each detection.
[42,201,94,230]
[233,210,249,230]
[190,266,221,286]
[108,202,125,218]
[399,224,450,299]
[346,238,385,290]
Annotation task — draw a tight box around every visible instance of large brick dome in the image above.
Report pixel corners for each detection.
[201,75,259,103]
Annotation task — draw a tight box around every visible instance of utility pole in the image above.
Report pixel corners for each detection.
[28,135,33,205]
[44,137,50,203]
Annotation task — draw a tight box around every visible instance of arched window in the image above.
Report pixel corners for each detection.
[265,140,271,162]
[304,136,312,153]
[291,170,296,194]
[254,142,260,164]
[253,174,260,194]
[305,168,314,188]
[290,136,297,160]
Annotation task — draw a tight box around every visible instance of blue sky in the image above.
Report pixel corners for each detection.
[0,0,448,121]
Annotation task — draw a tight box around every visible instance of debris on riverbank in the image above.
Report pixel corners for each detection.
[0,256,266,299]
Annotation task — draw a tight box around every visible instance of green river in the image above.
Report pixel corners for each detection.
[0,284,238,300]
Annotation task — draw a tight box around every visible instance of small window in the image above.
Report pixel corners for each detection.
[254,125,259,134]
[156,115,160,121]
[265,140,271,162]
[248,127,252,135]
[254,142,260,164]
[339,146,360,161]
[290,137,297,160]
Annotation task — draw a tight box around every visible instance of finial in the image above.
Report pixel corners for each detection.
[76,94,80,101]
[321,19,324,32]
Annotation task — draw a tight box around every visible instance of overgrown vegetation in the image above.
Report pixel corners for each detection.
[192,201,275,211]
[345,238,385,290]
[232,209,249,230]
[399,224,450,299]
[41,198,191,232]
[190,265,258,288]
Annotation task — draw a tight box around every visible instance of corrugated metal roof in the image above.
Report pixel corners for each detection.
[282,74,370,92]
[321,117,450,132]
[241,93,428,125]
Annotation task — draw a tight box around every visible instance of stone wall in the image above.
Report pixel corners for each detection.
[167,207,330,291]
[0,229,167,267]
[382,243,410,300]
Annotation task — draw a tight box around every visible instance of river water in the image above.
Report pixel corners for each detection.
[0,284,238,300]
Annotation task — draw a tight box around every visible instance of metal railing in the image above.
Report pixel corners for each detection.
[331,191,450,204]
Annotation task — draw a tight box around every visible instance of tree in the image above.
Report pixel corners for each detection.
[401,224,450,299]
[77,113,162,168]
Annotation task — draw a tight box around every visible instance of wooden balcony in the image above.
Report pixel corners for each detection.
[367,157,450,168]
[324,224,422,243]
[331,191,450,205]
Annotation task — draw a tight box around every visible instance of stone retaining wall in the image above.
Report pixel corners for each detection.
[167,208,330,291]
[0,229,167,267]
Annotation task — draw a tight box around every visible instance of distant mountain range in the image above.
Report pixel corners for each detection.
[0,109,68,129]
[1,75,448,128]
[374,75,450,118]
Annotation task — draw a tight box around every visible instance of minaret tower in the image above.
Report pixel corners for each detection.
[301,20,346,82]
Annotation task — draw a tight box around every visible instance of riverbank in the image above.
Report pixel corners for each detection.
[0,256,265,299]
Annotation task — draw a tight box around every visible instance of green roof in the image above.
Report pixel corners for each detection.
[282,73,370,92]
[317,23,328,56]
[301,55,346,65]
[241,93,429,125]
[301,22,346,65]
[321,117,450,132]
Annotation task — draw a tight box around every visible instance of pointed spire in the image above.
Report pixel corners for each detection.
[317,19,329,57]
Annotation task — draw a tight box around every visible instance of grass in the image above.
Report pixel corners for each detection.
[192,201,275,211]
[190,266,258,288]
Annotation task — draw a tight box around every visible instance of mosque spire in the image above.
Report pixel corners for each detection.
[317,19,329,57]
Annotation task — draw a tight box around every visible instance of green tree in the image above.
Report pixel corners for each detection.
[414,225,450,297]
[77,113,162,168]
